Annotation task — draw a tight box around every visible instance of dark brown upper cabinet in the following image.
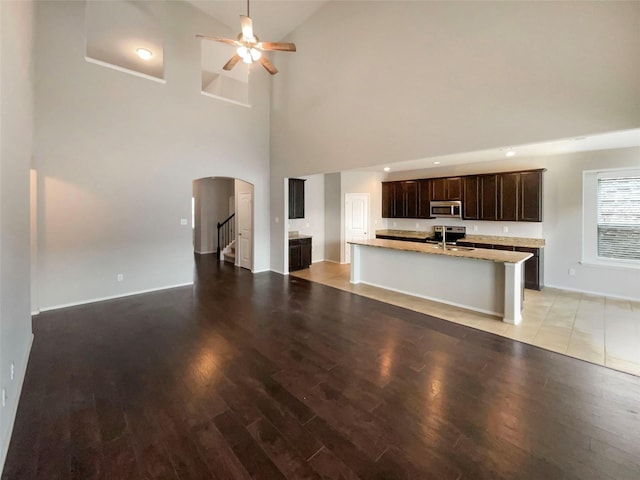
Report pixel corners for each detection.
[520,170,543,222]
[430,177,462,201]
[382,180,418,218]
[462,176,479,220]
[288,178,306,219]
[382,182,394,218]
[480,175,498,221]
[417,179,432,219]
[498,172,520,221]
[382,169,543,221]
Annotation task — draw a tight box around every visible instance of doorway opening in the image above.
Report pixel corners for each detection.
[192,177,254,271]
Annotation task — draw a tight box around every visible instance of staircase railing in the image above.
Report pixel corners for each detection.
[217,213,235,260]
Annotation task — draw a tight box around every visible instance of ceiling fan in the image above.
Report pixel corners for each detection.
[196,0,296,75]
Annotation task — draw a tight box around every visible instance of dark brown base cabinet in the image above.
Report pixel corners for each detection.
[289,237,312,271]
[458,242,544,290]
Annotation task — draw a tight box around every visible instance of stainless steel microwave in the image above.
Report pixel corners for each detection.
[429,200,462,218]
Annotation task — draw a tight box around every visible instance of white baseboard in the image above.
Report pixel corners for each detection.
[311,258,326,264]
[544,283,640,302]
[39,282,194,312]
[322,259,341,264]
[251,268,271,274]
[1,333,34,475]
[194,250,216,255]
[270,269,288,276]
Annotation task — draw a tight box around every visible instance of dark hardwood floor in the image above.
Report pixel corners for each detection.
[4,255,640,479]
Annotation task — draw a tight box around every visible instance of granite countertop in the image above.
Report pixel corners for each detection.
[375,229,432,239]
[288,231,312,240]
[349,238,532,264]
[375,229,545,248]
[463,235,545,248]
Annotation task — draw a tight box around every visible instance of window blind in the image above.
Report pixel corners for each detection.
[597,176,640,260]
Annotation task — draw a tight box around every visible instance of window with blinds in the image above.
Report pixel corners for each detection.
[597,176,640,261]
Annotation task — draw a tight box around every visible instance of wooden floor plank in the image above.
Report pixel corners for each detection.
[3,256,640,479]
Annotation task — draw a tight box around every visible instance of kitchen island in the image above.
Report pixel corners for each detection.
[348,239,532,324]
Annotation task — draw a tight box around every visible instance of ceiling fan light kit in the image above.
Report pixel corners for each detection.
[197,0,296,75]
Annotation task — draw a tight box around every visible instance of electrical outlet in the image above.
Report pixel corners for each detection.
[473,225,478,232]
[117,274,124,282]
[180,218,188,226]
[502,226,509,233]
[306,222,310,228]
[10,363,14,381]
[568,268,576,276]
[393,222,397,227]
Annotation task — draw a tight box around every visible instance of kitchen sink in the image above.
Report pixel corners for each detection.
[427,244,475,252]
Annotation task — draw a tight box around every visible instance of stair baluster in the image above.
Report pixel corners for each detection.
[216,213,235,261]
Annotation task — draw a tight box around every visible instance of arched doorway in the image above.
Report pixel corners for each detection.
[192,177,254,271]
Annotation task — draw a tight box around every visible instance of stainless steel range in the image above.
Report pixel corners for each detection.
[425,226,466,245]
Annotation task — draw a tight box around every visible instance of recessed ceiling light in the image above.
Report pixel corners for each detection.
[136,48,153,60]
[383,167,390,172]
[505,150,516,157]
[433,161,441,165]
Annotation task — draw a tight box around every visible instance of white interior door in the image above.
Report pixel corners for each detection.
[345,193,369,264]
[238,191,253,270]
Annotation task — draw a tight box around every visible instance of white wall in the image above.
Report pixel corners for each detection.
[288,174,325,263]
[269,0,640,272]
[33,1,271,310]
[324,173,341,263]
[0,0,35,470]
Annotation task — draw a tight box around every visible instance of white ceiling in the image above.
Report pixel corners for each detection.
[187,0,329,41]
[360,129,640,173]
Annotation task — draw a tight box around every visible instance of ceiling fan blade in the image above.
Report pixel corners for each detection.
[259,55,278,75]
[259,42,297,52]
[240,15,254,40]
[196,35,239,47]
[223,54,242,71]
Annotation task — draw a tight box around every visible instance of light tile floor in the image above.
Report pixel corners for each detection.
[290,261,640,377]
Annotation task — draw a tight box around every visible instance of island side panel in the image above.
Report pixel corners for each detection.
[355,245,505,317]
[503,262,524,325]
[350,243,361,284]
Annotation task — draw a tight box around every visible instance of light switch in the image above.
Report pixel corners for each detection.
[180,218,188,226]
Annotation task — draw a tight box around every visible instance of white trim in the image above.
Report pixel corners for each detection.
[31,309,40,316]
[544,283,640,302]
[251,268,271,274]
[323,259,341,264]
[194,249,216,255]
[0,334,34,473]
[357,280,502,318]
[311,258,326,264]
[270,269,288,275]
[84,57,166,83]
[579,260,640,271]
[200,91,251,108]
[39,282,194,312]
